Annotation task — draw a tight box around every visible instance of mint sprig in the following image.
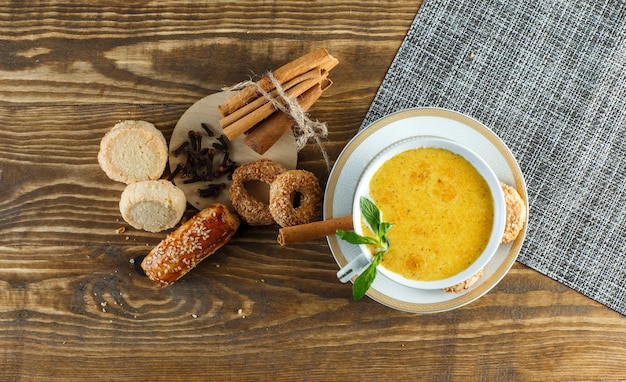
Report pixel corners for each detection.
[337,197,392,300]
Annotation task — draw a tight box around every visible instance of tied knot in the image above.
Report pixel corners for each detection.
[225,72,330,170]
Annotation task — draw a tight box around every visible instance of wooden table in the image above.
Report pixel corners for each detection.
[1,1,624,380]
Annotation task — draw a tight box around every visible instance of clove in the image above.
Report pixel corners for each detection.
[167,163,183,181]
[201,122,214,137]
[173,126,238,199]
[171,141,188,157]
[198,183,226,198]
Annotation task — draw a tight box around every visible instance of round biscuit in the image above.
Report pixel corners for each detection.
[119,180,187,232]
[98,120,168,184]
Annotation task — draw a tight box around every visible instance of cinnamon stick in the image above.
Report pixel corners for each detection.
[218,48,338,117]
[244,78,332,155]
[222,76,325,141]
[220,68,326,129]
[277,215,353,246]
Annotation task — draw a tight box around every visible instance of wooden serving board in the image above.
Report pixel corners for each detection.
[168,91,298,211]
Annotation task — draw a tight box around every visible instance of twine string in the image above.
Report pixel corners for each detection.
[224,72,330,170]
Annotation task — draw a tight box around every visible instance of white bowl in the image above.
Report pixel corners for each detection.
[352,136,506,290]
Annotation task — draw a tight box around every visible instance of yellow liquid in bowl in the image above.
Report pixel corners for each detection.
[367,147,494,281]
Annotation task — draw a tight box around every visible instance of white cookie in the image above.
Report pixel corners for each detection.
[119,180,187,232]
[98,120,168,184]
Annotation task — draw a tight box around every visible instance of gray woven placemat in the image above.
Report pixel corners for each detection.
[361,0,626,315]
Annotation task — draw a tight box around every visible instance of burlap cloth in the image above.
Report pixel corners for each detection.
[360,0,625,315]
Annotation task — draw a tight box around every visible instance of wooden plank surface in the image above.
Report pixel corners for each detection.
[0,1,624,381]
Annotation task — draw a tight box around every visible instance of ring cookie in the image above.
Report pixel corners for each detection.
[229,158,287,226]
[98,120,168,184]
[120,180,187,232]
[269,170,322,227]
[500,182,527,243]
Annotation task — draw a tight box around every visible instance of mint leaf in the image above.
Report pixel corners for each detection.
[353,251,384,300]
[359,197,381,233]
[379,222,393,246]
[336,230,379,246]
[337,197,392,301]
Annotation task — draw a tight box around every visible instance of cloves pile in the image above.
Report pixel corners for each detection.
[169,123,237,198]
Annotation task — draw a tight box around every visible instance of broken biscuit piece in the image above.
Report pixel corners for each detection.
[501,182,527,243]
[443,268,484,293]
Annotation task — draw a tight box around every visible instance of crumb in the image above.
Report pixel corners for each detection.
[191,314,198,319]
[125,236,130,240]
[260,279,265,283]
[237,308,243,315]
[129,258,135,264]
[215,264,220,268]
[115,226,126,234]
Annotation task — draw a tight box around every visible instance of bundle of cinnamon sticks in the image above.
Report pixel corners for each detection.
[218,48,338,154]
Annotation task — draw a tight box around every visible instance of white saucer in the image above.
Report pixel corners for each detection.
[324,107,528,313]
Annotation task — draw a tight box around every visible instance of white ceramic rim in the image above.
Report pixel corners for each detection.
[351,136,506,290]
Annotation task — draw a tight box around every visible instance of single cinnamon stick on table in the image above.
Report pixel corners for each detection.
[218,48,338,117]
[244,78,332,155]
[222,76,325,141]
[277,215,353,246]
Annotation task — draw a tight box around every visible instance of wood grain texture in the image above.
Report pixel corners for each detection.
[1,1,624,381]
